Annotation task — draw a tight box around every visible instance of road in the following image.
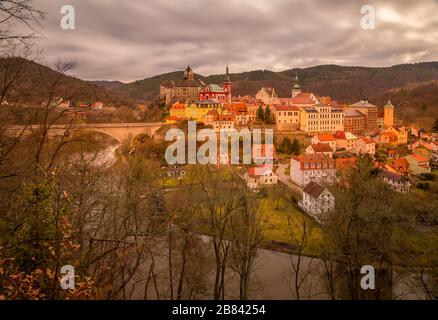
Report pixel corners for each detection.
[276,162,303,195]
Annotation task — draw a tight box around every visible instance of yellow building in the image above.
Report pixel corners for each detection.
[300,104,345,133]
[185,101,225,122]
[384,99,394,128]
[385,126,408,145]
[169,102,186,117]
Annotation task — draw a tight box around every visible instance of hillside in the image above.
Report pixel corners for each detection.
[0,57,133,107]
[373,80,438,126]
[100,63,438,110]
[4,58,438,121]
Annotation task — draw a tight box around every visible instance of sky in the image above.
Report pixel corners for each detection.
[27,0,438,82]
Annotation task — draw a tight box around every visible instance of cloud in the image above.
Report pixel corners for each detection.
[31,0,438,82]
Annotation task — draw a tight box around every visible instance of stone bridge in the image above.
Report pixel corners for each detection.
[5,122,165,143]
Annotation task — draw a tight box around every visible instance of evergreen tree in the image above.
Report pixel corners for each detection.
[281,137,291,153]
[264,106,271,123]
[256,105,265,122]
[291,138,300,155]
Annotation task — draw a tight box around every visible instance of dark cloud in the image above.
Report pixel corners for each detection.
[32,0,438,82]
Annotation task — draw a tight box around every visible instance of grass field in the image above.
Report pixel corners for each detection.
[258,193,322,255]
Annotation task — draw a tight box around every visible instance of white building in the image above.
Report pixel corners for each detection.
[299,181,335,222]
[213,120,234,133]
[354,137,376,157]
[381,171,411,193]
[235,114,249,126]
[243,165,278,190]
[290,154,336,187]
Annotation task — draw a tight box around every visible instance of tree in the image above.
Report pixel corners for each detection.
[230,188,263,300]
[280,137,291,154]
[256,105,264,122]
[194,166,242,299]
[291,138,300,155]
[264,106,272,123]
[0,0,45,46]
[325,156,399,299]
[287,216,316,300]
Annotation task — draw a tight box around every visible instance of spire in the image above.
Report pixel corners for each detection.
[293,73,300,89]
[225,65,230,82]
[385,99,394,109]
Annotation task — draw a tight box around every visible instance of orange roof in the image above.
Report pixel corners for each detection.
[411,154,429,162]
[361,137,374,144]
[277,98,292,105]
[317,134,336,142]
[293,154,335,170]
[247,165,273,177]
[171,102,186,109]
[334,131,346,139]
[275,105,299,111]
[206,109,219,116]
[382,132,398,142]
[309,143,333,153]
[415,143,433,151]
[392,158,410,169]
[291,93,315,105]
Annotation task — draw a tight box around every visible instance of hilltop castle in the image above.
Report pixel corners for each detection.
[160,65,232,105]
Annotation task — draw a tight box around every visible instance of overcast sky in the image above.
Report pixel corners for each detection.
[31,0,438,82]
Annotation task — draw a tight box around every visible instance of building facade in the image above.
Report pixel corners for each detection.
[344,109,366,134]
[290,154,336,187]
[255,87,279,105]
[275,105,300,131]
[384,99,395,128]
[199,66,232,103]
[347,100,378,130]
[160,66,204,105]
[300,104,345,133]
[299,182,335,221]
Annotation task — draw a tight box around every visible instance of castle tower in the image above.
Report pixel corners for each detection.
[384,99,394,128]
[291,73,302,98]
[223,65,232,102]
[184,65,194,81]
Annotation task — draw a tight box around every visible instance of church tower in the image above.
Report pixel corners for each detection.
[223,65,232,102]
[384,99,394,128]
[291,73,302,98]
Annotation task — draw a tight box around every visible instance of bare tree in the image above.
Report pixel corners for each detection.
[230,187,263,300]
[287,216,315,300]
[0,0,45,46]
[195,166,242,299]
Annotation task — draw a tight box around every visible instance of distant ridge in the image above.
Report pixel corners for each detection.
[99,62,438,105]
[3,57,438,121]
